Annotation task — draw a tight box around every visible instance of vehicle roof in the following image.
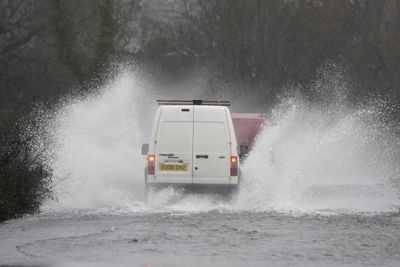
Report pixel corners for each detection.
[160,105,228,110]
[157,100,230,106]
[231,113,266,118]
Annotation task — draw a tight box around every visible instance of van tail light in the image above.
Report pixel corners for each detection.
[148,155,155,175]
[230,156,238,176]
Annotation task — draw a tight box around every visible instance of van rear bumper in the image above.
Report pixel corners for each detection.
[145,183,238,195]
[146,176,239,185]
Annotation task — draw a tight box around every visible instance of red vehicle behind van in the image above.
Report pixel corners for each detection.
[231,113,267,158]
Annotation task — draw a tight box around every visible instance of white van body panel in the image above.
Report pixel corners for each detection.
[192,106,231,184]
[146,104,239,186]
[156,121,193,183]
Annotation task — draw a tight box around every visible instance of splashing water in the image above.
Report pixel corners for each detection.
[237,96,400,213]
[39,71,150,211]
[35,68,400,214]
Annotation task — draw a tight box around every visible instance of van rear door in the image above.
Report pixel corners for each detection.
[155,106,193,184]
[192,106,231,184]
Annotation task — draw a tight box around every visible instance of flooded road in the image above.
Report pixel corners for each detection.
[1,209,400,266]
[3,70,400,266]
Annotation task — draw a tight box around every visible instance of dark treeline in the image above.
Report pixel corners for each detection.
[1,0,400,220]
[2,0,400,128]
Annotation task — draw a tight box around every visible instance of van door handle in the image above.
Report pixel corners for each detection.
[196,154,208,159]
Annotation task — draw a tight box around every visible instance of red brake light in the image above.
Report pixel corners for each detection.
[231,156,238,164]
[230,156,238,176]
[148,155,155,175]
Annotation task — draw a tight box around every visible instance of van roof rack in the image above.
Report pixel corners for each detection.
[157,100,231,106]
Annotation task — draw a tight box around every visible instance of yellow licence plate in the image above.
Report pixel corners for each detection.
[159,163,188,172]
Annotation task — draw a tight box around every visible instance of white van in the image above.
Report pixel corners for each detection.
[142,100,240,194]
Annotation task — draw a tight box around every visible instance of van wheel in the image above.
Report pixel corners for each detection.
[145,184,157,204]
[144,184,151,204]
[144,184,148,203]
[230,185,239,197]
[144,167,149,203]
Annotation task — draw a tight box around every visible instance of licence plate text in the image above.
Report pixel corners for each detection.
[159,163,188,172]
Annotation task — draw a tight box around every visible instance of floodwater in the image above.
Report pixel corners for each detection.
[1,209,400,266]
[1,69,400,266]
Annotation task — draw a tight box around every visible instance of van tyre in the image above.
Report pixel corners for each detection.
[144,183,152,204]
